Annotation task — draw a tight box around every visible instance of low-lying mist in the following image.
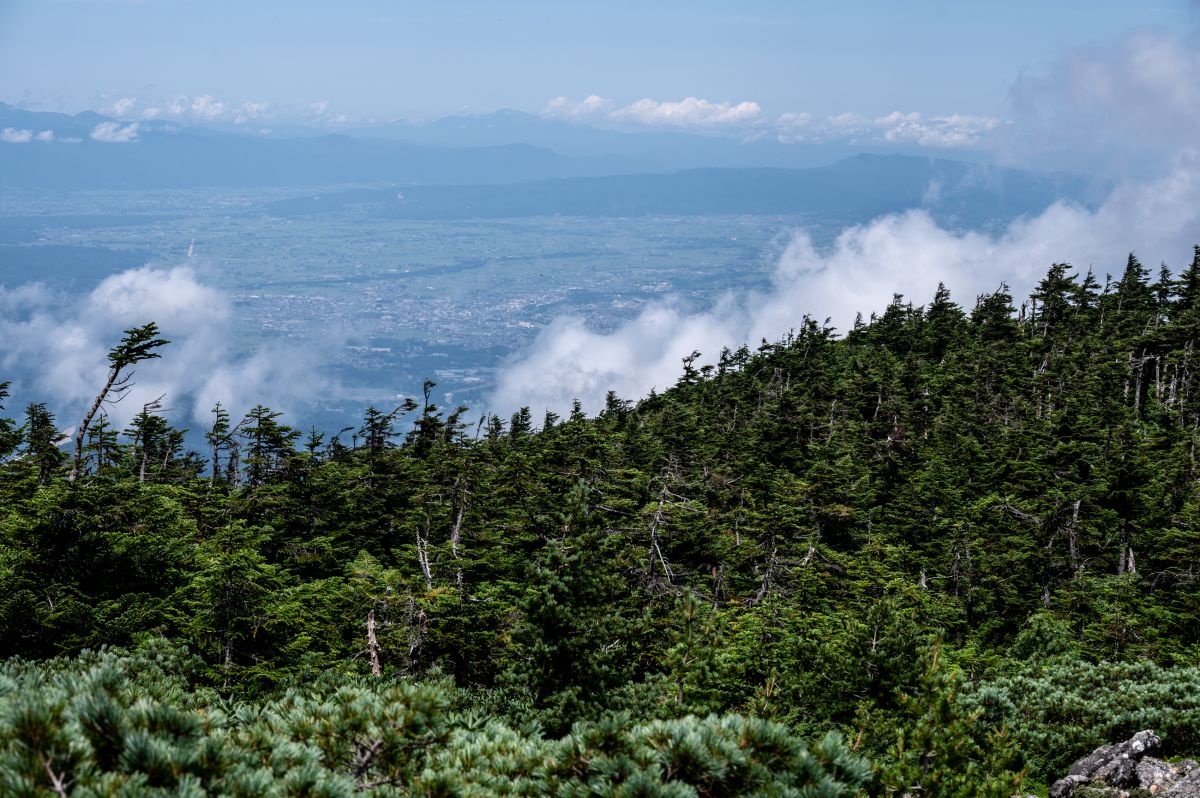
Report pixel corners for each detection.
[0,264,336,433]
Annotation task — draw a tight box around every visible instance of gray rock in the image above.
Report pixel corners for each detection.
[1138,758,1200,795]
[1045,731,1200,798]
[1049,774,1090,798]
[1162,767,1200,797]
[1050,731,1162,798]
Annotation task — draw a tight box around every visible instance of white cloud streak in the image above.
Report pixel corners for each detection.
[544,94,998,147]
[100,93,361,131]
[775,110,999,147]
[877,112,999,148]
[109,96,137,116]
[544,94,765,130]
[612,97,763,128]
[0,128,33,144]
[105,94,277,126]
[90,121,140,143]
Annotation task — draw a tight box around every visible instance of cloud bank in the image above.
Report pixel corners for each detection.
[495,31,1200,417]
[1004,29,1200,176]
[0,264,333,433]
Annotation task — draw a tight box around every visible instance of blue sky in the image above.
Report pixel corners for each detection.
[1,0,1195,127]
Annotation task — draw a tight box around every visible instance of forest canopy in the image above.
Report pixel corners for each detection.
[3,250,1200,795]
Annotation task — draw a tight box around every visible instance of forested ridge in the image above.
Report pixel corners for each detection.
[4,250,1200,796]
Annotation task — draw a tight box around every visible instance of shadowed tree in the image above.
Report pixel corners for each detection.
[0,381,20,463]
[23,402,65,485]
[239,404,299,487]
[82,416,121,479]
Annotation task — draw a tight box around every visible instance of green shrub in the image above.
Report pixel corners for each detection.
[962,658,1200,783]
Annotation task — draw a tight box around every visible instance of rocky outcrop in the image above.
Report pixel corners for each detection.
[1049,731,1200,798]
[1137,758,1200,795]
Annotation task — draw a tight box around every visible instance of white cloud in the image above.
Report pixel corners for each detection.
[90,121,140,143]
[305,99,354,127]
[105,93,275,126]
[775,111,868,144]
[545,94,613,119]
[825,112,868,130]
[109,96,137,117]
[1,128,57,145]
[875,111,999,148]
[1004,30,1200,176]
[545,94,996,148]
[0,128,33,144]
[613,97,763,128]
[234,101,271,124]
[776,111,812,127]
[0,264,334,430]
[188,94,227,120]
[544,94,764,130]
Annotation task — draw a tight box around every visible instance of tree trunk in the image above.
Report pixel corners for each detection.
[69,365,120,483]
[366,610,382,676]
[646,486,674,582]
[416,527,433,591]
[1067,499,1081,571]
[449,480,468,590]
[754,540,778,604]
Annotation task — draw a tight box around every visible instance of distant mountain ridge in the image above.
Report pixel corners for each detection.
[0,101,110,138]
[0,102,606,189]
[266,154,1103,228]
[340,108,914,172]
[0,101,1012,190]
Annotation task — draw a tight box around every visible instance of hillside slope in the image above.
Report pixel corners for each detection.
[3,250,1200,791]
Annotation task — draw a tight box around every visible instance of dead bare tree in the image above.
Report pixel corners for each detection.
[449,477,469,589]
[366,610,382,676]
[132,395,166,484]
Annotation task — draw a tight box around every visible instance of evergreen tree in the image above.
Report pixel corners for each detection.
[23,402,65,486]
[879,644,1022,798]
[239,404,299,487]
[504,479,635,731]
[0,381,20,463]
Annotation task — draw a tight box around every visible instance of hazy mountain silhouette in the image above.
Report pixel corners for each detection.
[1,103,1011,190]
[267,154,1101,228]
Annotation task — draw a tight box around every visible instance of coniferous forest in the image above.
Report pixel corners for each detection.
[5,251,1200,796]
